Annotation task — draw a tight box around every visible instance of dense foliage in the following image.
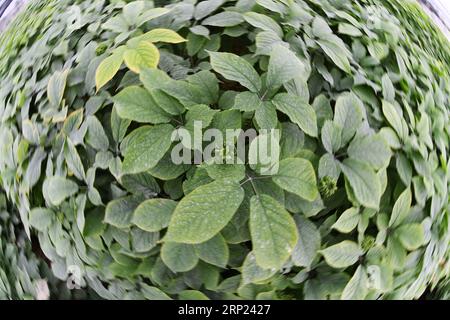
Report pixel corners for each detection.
[0,0,449,299]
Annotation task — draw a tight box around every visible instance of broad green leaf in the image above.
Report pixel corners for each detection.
[147,152,188,180]
[111,107,131,143]
[242,252,276,284]
[64,138,86,181]
[161,242,198,272]
[267,45,307,88]
[95,53,123,91]
[248,130,280,175]
[179,290,209,300]
[140,284,172,300]
[123,1,144,25]
[382,100,408,140]
[202,12,244,27]
[187,70,219,105]
[341,266,368,300]
[396,223,425,251]
[381,74,395,102]
[194,0,225,20]
[105,196,142,228]
[347,133,392,170]
[273,158,318,201]
[47,69,69,106]
[43,176,79,206]
[254,102,278,129]
[333,93,364,145]
[321,120,342,154]
[121,172,160,197]
[195,234,229,267]
[232,91,262,112]
[272,93,318,137]
[243,12,283,37]
[316,35,352,73]
[124,41,160,73]
[151,89,185,116]
[332,208,359,233]
[29,208,53,232]
[137,8,171,27]
[250,194,298,270]
[113,86,171,124]
[340,158,381,209]
[122,124,174,174]
[209,51,261,92]
[312,16,332,38]
[140,28,186,43]
[165,179,244,243]
[133,199,177,232]
[389,188,411,227]
[140,68,172,91]
[86,116,110,151]
[320,240,362,268]
[292,215,321,267]
[204,164,245,182]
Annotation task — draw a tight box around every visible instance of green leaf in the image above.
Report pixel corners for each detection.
[250,194,298,270]
[232,91,262,112]
[179,290,209,300]
[43,176,79,206]
[104,196,142,228]
[242,252,276,284]
[140,28,186,43]
[95,53,124,91]
[47,69,69,106]
[151,89,185,116]
[272,93,318,137]
[347,133,392,170]
[204,164,245,182]
[382,100,407,140]
[333,93,364,145]
[29,208,53,232]
[254,102,278,129]
[243,12,283,37]
[111,107,131,143]
[194,234,229,267]
[312,16,332,38]
[165,179,244,244]
[202,12,244,27]
[320,240,362,268]
[64,138,86,181]
[396,223,425,251]
[194,0,225,20]
[341,266,368,300]
[123,1,145,25]
[321,120,342,154]
[209,51,262,92]
[389,188,411,227]
[273,158,318,201]
[122,124,174,174]
[133,199,177,232]
[113,86,171,124]
[86,116,110,151]
[332,207,359,233]
[161,242,198,272]
[137,8,171,27]
[316,35,352,73]
[339,158,381,209]
[267,45,307,88]
[140,284,172,300]
[123,41,160,73]
[292,215,321,268]
[187,70,219,105]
